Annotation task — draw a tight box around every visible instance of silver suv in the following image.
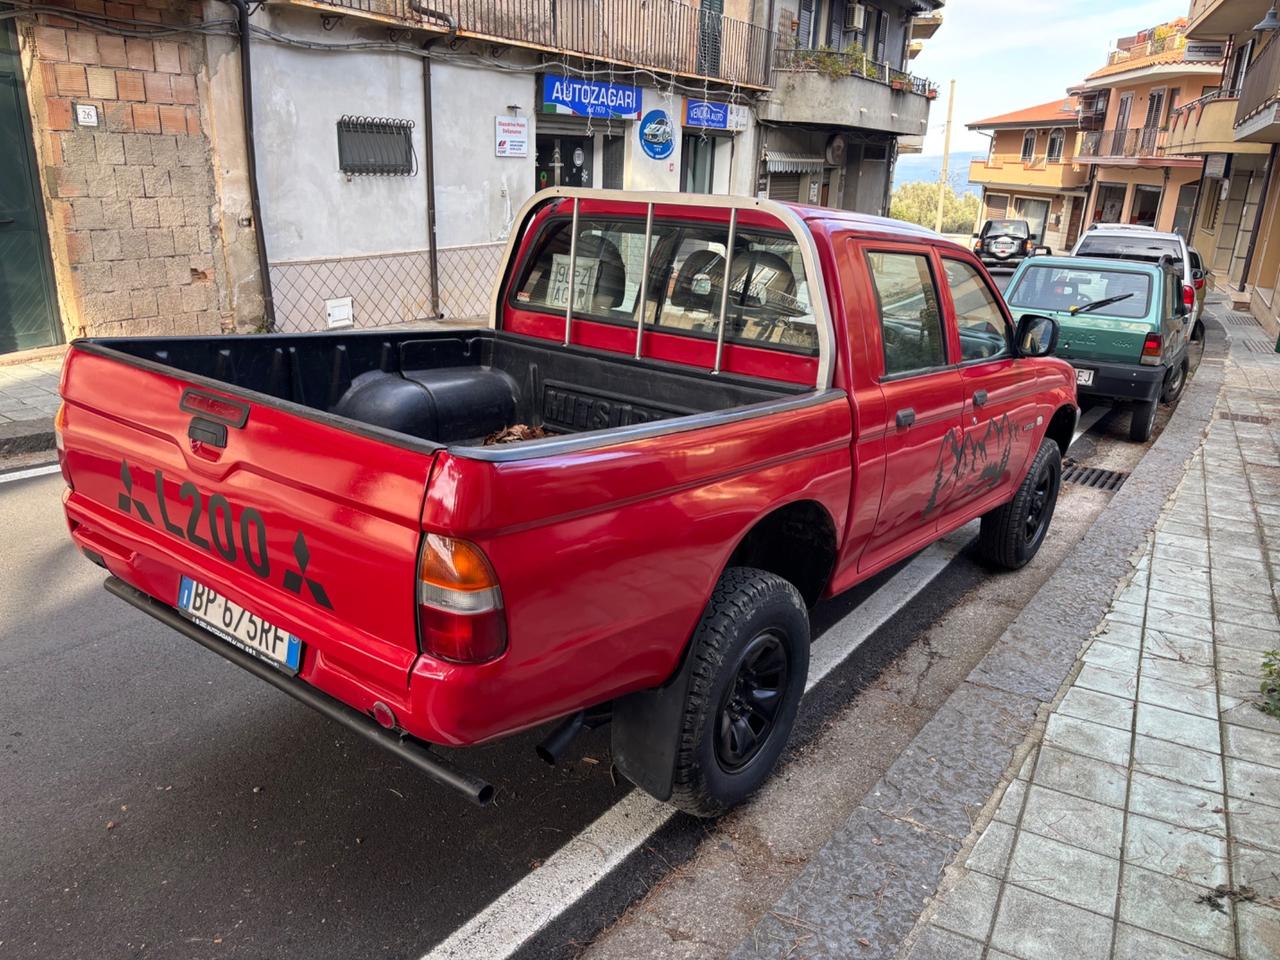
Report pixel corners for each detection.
[1071,225,1204,336]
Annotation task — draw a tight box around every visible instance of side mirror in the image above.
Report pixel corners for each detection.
[1016,314,1059,358]
[1192,268,1206,281]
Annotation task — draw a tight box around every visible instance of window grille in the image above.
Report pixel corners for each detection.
[337,116,417,177]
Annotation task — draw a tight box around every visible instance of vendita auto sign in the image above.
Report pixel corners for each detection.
[542,74,642,119]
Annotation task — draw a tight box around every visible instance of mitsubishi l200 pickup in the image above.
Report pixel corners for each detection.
[57,189,1078,816]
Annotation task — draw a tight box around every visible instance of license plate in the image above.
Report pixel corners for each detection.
[1076,369,1095,386]
[177,576,302,673]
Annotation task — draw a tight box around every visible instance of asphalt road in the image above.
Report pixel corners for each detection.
[0,334,1193,960]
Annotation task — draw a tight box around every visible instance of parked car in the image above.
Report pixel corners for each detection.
[56,189,1077,817]
[1005,254,1190,442]
[1188,246,1207,332]
[1071,224,1203,339]
[973,218,1042,270]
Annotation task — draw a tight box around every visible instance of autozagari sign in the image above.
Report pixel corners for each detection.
[542,75,642,120]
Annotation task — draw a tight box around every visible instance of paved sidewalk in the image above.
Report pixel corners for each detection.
[897,326,1280,959]
[0,353,63,456]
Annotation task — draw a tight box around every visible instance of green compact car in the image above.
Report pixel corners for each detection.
[1005,255,1190,442]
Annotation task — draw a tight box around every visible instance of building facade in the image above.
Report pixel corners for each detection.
[1065,20,1221,238]
[966,98,1089,254]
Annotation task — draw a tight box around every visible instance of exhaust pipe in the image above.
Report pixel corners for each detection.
[536,711,587,765]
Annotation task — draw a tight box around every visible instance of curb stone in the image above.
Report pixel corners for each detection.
[728,309,1230,960]
[0,418,56,458]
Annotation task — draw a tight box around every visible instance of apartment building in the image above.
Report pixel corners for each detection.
[966,98,1088,253]
[1067,19,1222,236]
[0,0,943,354]
[759,0,942,214]
[1184,0,1280,333]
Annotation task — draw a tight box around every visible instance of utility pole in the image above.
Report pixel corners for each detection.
[934,79,956,234]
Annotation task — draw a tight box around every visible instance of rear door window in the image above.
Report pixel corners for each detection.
[865,251,948,377]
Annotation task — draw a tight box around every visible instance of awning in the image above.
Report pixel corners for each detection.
[765,152,826,173]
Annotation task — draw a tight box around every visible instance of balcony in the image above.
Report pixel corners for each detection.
[1106,33,1185,67]
[1167,91,1271,154]
[1237,32,1280,143]
[1076,126,1190,164]
[967,156,1088,191]
[289,0,773,89]
[1189,0,1271,38]
[911,13,943,40]
[760,46,937,136]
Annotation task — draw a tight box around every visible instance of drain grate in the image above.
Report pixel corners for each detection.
[1243,337,1277,354]
[1219,411,1273,424]
[1061,463,1129,491]
[1227,313,1262,326]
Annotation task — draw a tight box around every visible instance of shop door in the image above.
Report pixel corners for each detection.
[535,135,593,190]
[1130,185,1161,227]
[1094,183,1126,223]
[1171,182,1198,237]
[681,135,715,194]
[1065,197,1084,249]
[0,21,60,355]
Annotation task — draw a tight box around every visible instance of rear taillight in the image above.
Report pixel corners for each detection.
[1141,332,1163,366]
[1194,277,1205,290]
[416,533,507,663]
[54,402,72,489]
[1183,284,1195,308]
[1024,239,1034,255]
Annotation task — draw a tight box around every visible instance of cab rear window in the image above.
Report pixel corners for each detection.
[512,215,819,355]
[1008,266,1152,319]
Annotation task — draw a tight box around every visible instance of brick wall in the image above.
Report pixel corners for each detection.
[21,1,233,338]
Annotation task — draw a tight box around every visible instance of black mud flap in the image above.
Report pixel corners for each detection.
[610,648,698,802]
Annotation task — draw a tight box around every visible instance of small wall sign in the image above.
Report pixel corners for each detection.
[74,103,99,127]
[495,116,529,158]
[639,109,674,160]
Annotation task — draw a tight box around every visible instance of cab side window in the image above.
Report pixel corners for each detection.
[943,259,1010,362]
[865,251,947,378]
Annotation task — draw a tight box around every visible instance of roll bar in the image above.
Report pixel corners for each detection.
[490,188,836,390]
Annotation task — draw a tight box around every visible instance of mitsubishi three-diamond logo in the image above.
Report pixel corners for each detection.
[282,532,333,609]
[117,460,153,524]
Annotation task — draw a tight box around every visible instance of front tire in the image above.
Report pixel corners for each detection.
[1129,398,1157,442]
[977,438,1062,570]
[669,567,809,818]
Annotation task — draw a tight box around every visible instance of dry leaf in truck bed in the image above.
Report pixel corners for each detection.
[484,424,549,445]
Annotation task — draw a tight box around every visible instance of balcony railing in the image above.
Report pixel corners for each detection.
[772,46,937,97]
[1106,32,1186,66]
[302,0,773,88]
[1078,126,1166,159]
[1238,33,1280,128]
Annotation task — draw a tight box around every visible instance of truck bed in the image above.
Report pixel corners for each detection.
[82,329,805,455]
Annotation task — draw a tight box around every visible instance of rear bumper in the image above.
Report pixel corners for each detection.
[104,575,495,806]
[1071,360,1164,402]
[978,254,1027,270]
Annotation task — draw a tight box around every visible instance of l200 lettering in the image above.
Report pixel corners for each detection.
[115,459,331,607]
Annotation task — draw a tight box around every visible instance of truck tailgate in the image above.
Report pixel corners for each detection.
[59,346,436,708]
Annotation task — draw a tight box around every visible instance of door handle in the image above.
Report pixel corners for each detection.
[0,218,14,226]
[895,407,916,429]
[973,389,988,408]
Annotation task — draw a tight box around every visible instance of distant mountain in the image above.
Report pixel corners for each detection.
[893,151,985,195]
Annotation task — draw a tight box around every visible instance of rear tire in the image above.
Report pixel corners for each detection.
[1161,358,1188,405]
[1129,398,1158,442]
[977,438,1061,571]
[669,567,809,818]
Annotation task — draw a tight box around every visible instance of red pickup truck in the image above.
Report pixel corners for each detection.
[58,189,1076,816]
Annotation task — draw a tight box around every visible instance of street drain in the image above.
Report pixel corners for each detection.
[1061,463,1129,491]
[1242,337,1278,354]
[1219,412,1273,424]
[1227,313,1262,326]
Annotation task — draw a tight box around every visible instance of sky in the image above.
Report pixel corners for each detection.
[910,0,1196,155]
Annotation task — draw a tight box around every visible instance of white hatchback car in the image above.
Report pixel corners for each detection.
[1071,225,1204,337]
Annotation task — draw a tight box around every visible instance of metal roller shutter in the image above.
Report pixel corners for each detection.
[769,173,802,203]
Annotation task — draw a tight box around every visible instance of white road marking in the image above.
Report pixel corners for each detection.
[0,463,61,484]
[422,528,974,960]
[1070,404,1111,447]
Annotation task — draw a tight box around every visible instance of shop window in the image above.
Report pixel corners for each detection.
[1130,185,1161,227]
[336,116,416,176]
[681,135,717,194]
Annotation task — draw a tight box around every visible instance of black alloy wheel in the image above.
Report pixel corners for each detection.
[715,630,789,772]
[1024,458,1057,549]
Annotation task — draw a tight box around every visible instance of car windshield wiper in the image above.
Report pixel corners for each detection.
[1070,293,1134,315]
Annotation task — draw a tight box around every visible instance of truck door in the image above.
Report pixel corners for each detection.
[935,256,1040,521]
[857,246,964,572]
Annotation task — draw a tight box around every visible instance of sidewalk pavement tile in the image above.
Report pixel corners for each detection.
[1138,674,1219,718]
[1151,571,1212,600]
[965,819,1015,877]
[1226,757,1280,807]
[1132,735,1223,792]
[1127,772,1226,836]
[1123,813,1229,888]
[1230,796,1280,854]
[1083,640,1140,674]
[1217,621,1280,652]
[1147,588,1214,620]
[1135,701,1221,753]
[902,925,984,960]
[1097,619,1144,646]
[1030,745,1128,809]
[1112,923,1232,960]
[1005,831,1120,915]
[1043,713,1132,767]
[1144,630,1215,666]
[1214,601,1280,633]
[1221,700,1280,736]
[1221,671,1261,702]
[1232,841,1280,899]
[1020,784,1124,858]
[993,778,1027,825]
[1059,687,1134,731]
[989,885,1113,960]
[930,871,999,941]
[1224,723,1280,768]
[1237,902,1280,960]
[1077,663,1139,700]
[1119,866,1235,955]
[1146,613,1215,644]
[1217,644,1267,678]
[1140,654,1215,688]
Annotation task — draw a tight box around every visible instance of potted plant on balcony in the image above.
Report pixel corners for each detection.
[926,86,939,100]
[890,71,906,91]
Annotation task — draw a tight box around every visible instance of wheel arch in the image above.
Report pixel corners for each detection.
[1044,404,1077,458]
[723,498,838,608]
